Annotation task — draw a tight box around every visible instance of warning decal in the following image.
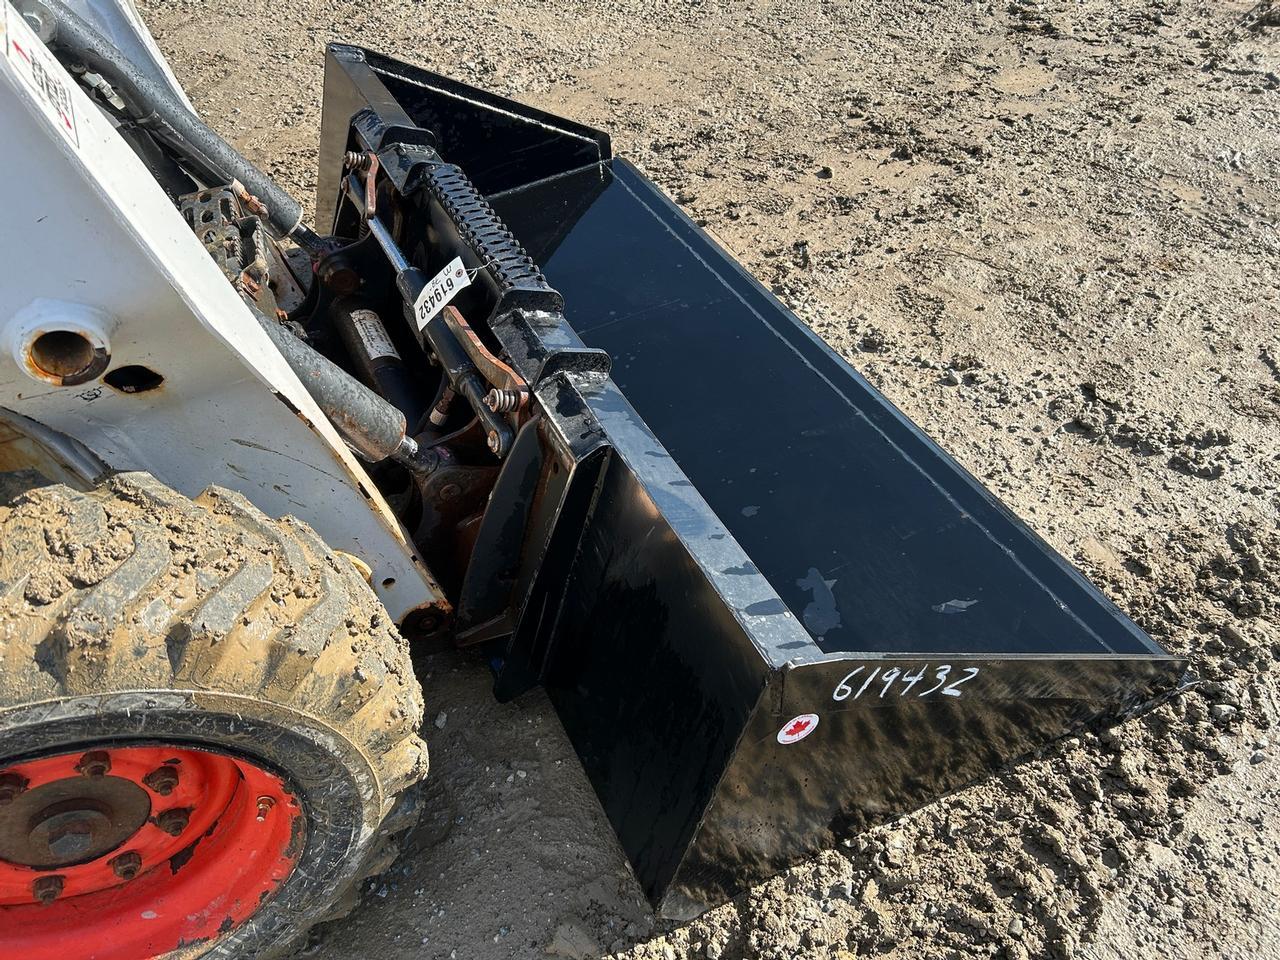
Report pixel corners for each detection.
[3,2,79,148]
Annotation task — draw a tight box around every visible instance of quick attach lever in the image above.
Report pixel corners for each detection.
[342,172,519,457]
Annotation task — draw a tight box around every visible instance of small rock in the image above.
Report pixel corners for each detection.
[1210,704,1238,723]
[1250,751,1266,764]
[884,832,906,867]
[434,711,448,729]
[545,921,600,958]
[1007,916,1024,937]
[942,369,962,387]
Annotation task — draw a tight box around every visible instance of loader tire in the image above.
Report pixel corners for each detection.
[0,472,429,959]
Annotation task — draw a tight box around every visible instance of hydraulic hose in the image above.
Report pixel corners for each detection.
[34,0,322,250]
[251,307,428,470]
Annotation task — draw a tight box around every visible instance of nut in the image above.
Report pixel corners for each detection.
[75,751,111,778]
[155,808,190,837]
[0,772,27,805]
[33,875,64,905]
[142,765,180,796]
[110,851,143,881]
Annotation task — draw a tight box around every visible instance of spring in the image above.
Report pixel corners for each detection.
[485,388,522,413]
[344,151,374,173]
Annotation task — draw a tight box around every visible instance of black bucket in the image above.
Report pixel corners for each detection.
[319,47,1185,918]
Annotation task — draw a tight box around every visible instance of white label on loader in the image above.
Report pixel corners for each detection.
[414,257,471,330]
[350,309,400,361]
[777,714,819,745]
[3,2,79,148]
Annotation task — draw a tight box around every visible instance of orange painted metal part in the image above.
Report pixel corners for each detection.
[0,745,304,959]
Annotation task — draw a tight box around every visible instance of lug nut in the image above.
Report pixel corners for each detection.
[33,875,64,905]
[143,765,180,796]
[110,851,142,881]
[155,808,190,837]
[75,751,111,778]
[0,772,27,805]
[256,796,275,822]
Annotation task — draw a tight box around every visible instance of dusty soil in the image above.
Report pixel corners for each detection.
[139,0,1280,957]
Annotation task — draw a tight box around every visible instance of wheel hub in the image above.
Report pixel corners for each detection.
[0,776,151,868]
[0,744,305,960]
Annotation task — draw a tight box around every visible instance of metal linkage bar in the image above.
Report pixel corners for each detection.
[342,174,516,456]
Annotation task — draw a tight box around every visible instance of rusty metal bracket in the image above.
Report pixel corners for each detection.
[440,306,530,413]
[343,150,381,220]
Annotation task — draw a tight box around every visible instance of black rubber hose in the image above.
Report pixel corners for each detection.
[38,0,319,249]
[251,308,414,465]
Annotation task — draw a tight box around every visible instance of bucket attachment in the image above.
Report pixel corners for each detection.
[318,46,1186,919]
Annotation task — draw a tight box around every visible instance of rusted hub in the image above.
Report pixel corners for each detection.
[0,775,150,868]
[0,744,305,959]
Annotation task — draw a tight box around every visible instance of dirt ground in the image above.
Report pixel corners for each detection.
[139,0,1280,957]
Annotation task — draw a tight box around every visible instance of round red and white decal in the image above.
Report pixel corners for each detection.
[777,713,819,744]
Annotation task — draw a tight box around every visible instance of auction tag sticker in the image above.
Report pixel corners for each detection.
[776,713,819,745]
[3,2,79,148]
[413,257,470,330]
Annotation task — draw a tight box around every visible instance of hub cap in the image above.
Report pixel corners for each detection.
[0,745,305,959]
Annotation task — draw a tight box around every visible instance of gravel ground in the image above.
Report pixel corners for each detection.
[139,0,1280,957]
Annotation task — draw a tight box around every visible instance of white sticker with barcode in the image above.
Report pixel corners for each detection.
[350,309,400,361]
[3,2,79,148]
[413,257,470,330]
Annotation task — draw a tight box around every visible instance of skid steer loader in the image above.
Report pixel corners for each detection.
[0,0,1185,955]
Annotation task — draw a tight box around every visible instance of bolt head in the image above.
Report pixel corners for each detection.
[487,430,500,453]
[143,765,180,796]
[75,750,111,778]
[155,808,190,837]
[20,9,46,36]
[0,772,27,805]
[110,851,142,881]
[32,875,64,905]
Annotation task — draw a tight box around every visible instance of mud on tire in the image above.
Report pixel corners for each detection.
[0,472,429,958]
